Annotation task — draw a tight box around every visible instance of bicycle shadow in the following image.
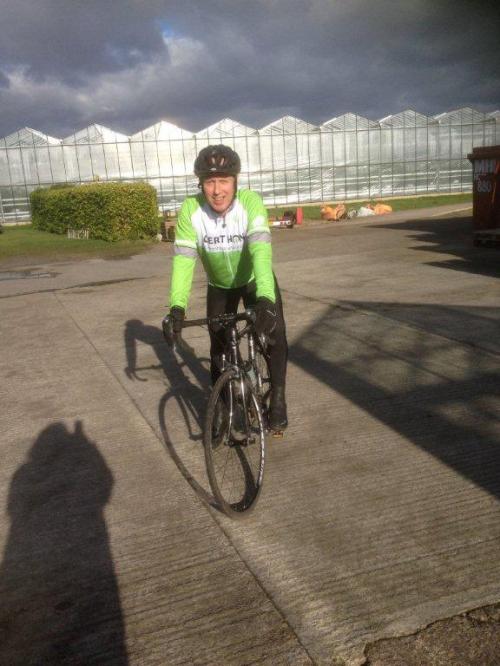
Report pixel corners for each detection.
[123,319,218,509]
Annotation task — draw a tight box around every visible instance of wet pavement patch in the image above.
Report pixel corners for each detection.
[0,270,58,281]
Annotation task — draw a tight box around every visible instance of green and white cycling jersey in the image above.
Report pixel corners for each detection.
[169,189,276,310]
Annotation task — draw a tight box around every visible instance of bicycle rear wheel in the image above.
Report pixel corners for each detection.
[204,368,265,517]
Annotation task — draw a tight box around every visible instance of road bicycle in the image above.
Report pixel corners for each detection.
[163,310,272,518]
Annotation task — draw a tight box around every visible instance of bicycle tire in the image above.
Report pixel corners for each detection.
[204,368,265,517]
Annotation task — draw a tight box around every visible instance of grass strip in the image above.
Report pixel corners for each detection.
[268,193,472,220]
[0,225,154,263]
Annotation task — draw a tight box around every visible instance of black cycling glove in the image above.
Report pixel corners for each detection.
[254,298,277,337]
[162,306,185,345]
[169,306,185,333]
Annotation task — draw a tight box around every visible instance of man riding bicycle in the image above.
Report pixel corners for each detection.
[165,144,288,432]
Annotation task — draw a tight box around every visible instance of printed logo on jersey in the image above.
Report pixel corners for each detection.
[202,232,247,251]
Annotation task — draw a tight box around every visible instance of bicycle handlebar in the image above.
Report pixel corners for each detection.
[163,308,269,353]
[181,309,256,330]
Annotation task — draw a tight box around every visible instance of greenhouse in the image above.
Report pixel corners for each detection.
[0,107,498,221]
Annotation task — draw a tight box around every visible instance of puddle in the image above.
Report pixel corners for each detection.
[0,270,58,281]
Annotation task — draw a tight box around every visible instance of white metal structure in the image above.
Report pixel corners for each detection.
[0,107,498,221]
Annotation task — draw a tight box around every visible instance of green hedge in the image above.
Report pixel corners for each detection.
[30,182,158,241]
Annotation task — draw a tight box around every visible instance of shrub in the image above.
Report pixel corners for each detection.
[30,182,158,241]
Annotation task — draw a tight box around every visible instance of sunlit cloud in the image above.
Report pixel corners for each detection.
[0,0,498,137]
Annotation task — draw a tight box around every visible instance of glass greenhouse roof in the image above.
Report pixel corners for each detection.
[62,124,130,144]
[195,118,257,138]
[379,109,435,127]
[321,113,378,131]
[433,107,490,124]
[130,121,192,141]
[259,115,319,135]
[1,127,61,147]
[2,107,498,145]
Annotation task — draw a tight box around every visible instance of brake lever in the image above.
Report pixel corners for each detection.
[162,316,196,356]
[161,316,174,345]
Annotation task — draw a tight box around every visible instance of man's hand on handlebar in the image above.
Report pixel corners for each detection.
[254,298,277,337]
[170,306,185,333]
[162,306,185,346]
[162,307,196,355]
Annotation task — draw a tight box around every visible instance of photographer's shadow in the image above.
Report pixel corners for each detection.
[124,319,216,508]
[0,421,127,664]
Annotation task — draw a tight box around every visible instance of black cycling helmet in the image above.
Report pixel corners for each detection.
[194,144,241,179]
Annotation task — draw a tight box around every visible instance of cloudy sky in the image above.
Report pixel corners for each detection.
[1,0,499,139]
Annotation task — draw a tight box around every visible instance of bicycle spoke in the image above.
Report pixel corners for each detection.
[218,446,232,488]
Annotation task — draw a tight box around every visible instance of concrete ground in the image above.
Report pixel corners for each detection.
[1,204,500,665]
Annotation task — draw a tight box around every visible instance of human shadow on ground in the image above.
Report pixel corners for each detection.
[0,421,127,665]
[376,215,500,279]
[123,319,216,508]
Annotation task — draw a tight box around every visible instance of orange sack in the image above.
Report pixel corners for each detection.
[321,204,347,221]
[372,203,393,215]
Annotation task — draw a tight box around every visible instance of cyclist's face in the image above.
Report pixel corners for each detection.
[202,175,236,215]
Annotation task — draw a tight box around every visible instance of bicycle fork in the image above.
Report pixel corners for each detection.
[223,329,254,445]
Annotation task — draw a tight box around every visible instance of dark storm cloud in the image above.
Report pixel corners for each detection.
[0,70,9,89]
[0,0,165,82]
[0,0,499,138]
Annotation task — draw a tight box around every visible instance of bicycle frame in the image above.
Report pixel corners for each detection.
[172,310,266,442]
[218,318,262,442]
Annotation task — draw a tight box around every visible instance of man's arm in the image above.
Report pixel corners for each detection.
[244,190,276,303]
[169,199,198,311]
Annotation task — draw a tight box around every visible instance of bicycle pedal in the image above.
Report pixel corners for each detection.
[271,430,284,439]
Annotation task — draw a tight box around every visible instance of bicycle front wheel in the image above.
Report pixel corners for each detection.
[204,368,265,517]
[253,341,271,426]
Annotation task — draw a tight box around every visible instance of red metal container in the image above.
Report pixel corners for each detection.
[468,145,500,231]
